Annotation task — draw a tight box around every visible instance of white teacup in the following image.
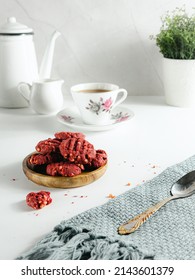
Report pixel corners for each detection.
[18,79,64,115]
[71,83,128,125]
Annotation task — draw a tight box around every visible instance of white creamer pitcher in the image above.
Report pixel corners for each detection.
[18,79,64,115]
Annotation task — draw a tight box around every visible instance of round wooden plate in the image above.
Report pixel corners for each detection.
[22,153,107,189]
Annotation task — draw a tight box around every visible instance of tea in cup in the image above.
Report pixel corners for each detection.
[71,83,128,125]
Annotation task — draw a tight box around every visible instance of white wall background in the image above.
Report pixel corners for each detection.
[0,0,194,97]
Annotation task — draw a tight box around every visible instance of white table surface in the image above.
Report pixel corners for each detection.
[1,96,195,260]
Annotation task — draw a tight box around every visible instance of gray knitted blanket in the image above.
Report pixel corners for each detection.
[17,155,195,260]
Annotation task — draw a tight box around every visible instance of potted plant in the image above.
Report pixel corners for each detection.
[152,7,195,107]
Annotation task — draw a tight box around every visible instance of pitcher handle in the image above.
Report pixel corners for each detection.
[17,82,31,103]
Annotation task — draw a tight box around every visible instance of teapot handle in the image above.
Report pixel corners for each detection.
[17,82,31,103]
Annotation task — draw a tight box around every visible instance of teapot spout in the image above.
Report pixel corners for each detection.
[39,30,61,79]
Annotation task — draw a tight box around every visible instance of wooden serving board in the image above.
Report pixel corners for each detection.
[22,153,107,189]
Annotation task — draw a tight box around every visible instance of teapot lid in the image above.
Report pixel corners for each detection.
[0,17,33,35]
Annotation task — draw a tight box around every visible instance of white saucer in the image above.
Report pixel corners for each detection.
[56,106,134,131]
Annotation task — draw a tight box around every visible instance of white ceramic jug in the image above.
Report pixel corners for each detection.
[0,17,60,108]
[18,79,64,115]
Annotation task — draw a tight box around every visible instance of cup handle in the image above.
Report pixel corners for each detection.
[17,82,31,103]
[112,89,128,109]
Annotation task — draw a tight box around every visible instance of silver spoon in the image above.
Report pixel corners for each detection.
[118,170,195,235]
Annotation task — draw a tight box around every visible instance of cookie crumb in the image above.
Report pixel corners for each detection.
[107,194,116,199]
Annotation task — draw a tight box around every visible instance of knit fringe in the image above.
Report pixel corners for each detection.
[17,225,154,260]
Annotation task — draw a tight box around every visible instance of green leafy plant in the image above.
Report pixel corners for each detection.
[152,7,195,59]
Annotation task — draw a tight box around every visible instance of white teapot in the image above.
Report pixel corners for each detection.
[0,17,60,108]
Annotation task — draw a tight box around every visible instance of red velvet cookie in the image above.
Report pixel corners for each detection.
[46,162,82,177]
[54,131,85,140]
[28,153,63,165]
[59,137,96,164]
[26,191,52,210]
[92,149,108,168]
[35,138,61,154]
[28,153,51,165]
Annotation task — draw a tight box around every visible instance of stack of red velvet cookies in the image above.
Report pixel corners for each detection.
[28,131,107,177]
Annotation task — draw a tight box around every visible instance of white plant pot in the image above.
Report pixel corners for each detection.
[163,58,195,108]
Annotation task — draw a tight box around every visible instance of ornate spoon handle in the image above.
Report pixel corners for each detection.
[118,196,174,235]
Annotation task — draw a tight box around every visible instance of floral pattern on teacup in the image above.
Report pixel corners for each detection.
[111,112,130,123]
[86,97,113,115]
[60,114,74,123]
